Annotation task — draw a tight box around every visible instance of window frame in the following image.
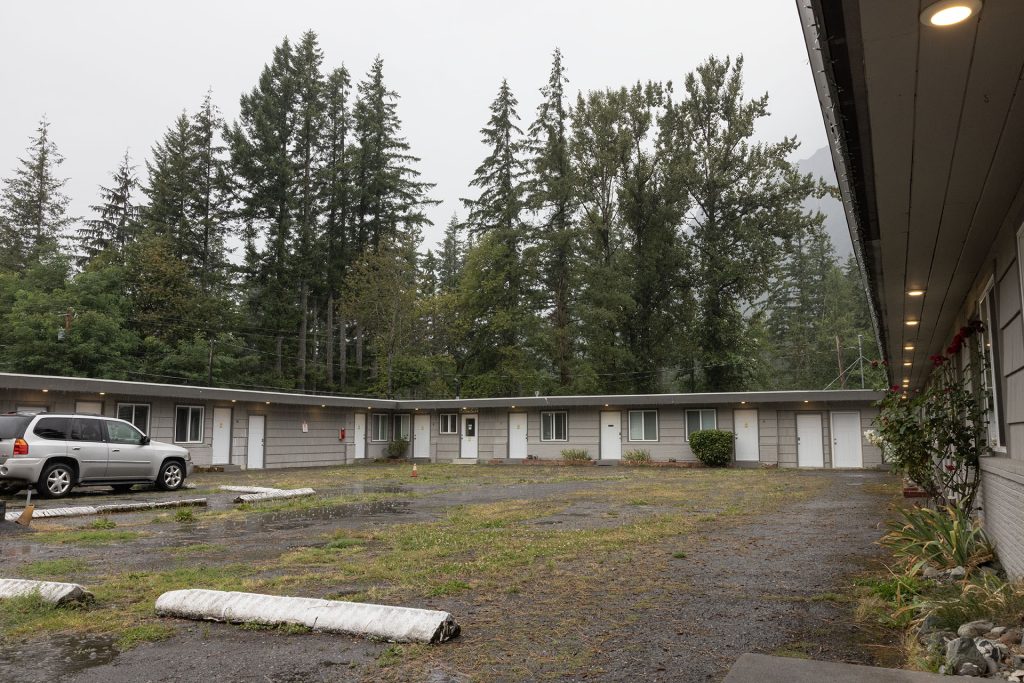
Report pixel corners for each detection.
[394,414,411,441]
[628,410,659,442]
[540,411,568,442]
[685,408,718,441]
[33,417,71,441]
[439,413,458,435]
[106,419,145,445]
[174,405,205,444]
[370,413,389,442]
[978,278,1006,451]
[116,402,151,435]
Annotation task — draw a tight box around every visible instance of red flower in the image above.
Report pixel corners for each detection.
[889,385,901,393]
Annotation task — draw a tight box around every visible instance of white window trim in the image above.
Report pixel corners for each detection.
[439,413,458,435]
[394,414,411,441]
[685,408,717,441]
[540,411,568,442]
[628,410,659,442]
[978,278,1006,452]
[117,402,151,435]
[174,405,205,444]
[370,413,389,443]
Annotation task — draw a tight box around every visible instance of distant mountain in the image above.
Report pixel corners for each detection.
[796,146,853,260]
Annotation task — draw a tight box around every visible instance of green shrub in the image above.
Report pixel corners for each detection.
[174,508,195,523]
[561,449,591,462]
[623,449,651,465]
[89,518,116,530]
[689,430,733,467]
[917,573,1024,631]
[880,505,993,573]
[386,438,409,459]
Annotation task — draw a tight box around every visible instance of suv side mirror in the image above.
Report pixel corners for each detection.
[140,435,151,445]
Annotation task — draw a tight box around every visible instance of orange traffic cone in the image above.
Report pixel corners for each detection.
[411,463,418,478]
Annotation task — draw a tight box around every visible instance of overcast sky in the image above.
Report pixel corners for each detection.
[0,0,827,251]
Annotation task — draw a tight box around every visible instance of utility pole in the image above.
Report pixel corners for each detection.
[835,335,846,388]
[858,334,865,388]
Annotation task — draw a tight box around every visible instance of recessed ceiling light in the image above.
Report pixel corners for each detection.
[803,400,809,404]
[907,289,926,297]
[321,404,326,408]
[99,392,106,396]
[41,389,48,393]
[921,0,981,27]
[904,361,912,367]
[906,320,919,326]
[902,379,911,385]
[231,399,236,403]
[904,344,915,351]
[265,401,270,405]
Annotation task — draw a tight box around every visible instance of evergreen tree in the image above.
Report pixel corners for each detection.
[667,56,824,390]
[190,91,232,291]
[79,150,140,265]
[0,118,76,268]
[460,79,540,395]
[527,49,578,388]
[436,214,466,293]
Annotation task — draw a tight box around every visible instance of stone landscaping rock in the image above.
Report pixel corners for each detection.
[946,637,991,676]
[959,620,996,638]
[923,566,941,579]
[988,626,1009,638]
[999,628,1024,646]
[1009,669,1024,683]
[922,630,957,650]
[948,566,967,580]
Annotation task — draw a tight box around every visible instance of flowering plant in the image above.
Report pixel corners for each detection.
[874,321,990,510]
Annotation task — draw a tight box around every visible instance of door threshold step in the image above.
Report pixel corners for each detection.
[451,458,478,465]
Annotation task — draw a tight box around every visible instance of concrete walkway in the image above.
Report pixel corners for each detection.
[724,654,974,682]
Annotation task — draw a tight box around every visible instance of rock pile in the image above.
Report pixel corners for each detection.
[926,619,1024,678]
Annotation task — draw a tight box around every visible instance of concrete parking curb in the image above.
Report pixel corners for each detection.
[231,488,316,504]
[155,589,460,643]
[0,579,94,605]
[3,498,208,522]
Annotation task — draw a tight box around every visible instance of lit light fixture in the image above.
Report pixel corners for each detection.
[903,361,912,367]
[604,403,609,407]
[511,405,516,409]
[41,389,48,393]
[740,401,746,404]
[265,401,270,405]
[321,404,326,408]
[907,289,926,297]
[906,320,919,326]
[902,379,910,385]
[904,344,915,351]
[803,400,809,404]
[99,392,106,396]
[920,0,981,27]
[231,399,236,403]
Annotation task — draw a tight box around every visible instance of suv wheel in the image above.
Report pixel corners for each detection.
[37,462,75,499]
[156,461,185,491]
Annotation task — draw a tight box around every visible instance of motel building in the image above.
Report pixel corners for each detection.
[0,373,883,471]
[798,0,1024,576]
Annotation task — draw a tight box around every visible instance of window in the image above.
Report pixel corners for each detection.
[978,281,1005,449]
[541,411,567,442]
[106,420,144,445]
[370,413,389,442]
[439,413,458,434]
[394,414,410,441]
[16,405,47,415]
[33,417,70,440]
[628,410,658,441]
[71,418,104,442]
[685,409,717,440]
[175,405,204,443]
[117,403,150,434]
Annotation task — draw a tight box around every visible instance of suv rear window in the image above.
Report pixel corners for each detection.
[34,417,71,440]
[0,415,31,440]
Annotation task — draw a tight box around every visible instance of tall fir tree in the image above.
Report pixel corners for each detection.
[667,56,824,391]
[460,79,540,396]
[527,49,578,389]
[79,150,139,265]
[0,118,76,268]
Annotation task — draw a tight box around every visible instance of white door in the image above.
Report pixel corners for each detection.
[413,413,430,459]
[353,413,366,459]
[733,409,759,461]
[830,411,864,468]
[75,401,103,415]
[461,414,479,460]
[796,413,824,467]
[600,411,621,460]
[212,407,232,465]
[247,414,265,469]
[508,413,528,458]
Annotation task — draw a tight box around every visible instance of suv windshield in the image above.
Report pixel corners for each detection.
[0,415,32,440]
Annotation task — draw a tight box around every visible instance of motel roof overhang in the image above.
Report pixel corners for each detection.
[0,373,883,410]
[797,0,1024,389]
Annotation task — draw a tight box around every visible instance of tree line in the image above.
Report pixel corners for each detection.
[0,31,883,397]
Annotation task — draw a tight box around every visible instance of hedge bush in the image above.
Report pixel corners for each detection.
[386,438,409,459]
[622,449,651,465]
[689,429,733,467]
[561,448,591,462]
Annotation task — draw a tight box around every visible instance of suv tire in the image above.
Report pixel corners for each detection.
[37,462,75,499]
[156,460,185,491]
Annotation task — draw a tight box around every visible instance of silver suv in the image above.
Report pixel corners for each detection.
[0,412,193,499]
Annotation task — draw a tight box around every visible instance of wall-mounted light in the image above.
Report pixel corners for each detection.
[921,0,981,27]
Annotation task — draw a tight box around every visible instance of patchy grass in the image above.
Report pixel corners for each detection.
[89,518,117,530]
[116,624,176,650]
[19,558,89,579]
[174,508,196,523]
[239,622,313,635]
[166,543,227,556]
[33,529,145,546]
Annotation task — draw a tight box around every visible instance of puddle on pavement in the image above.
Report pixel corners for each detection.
[177,500,414,537]
[0,634,117,679]
[2,543,36,558]
[340,483,408,494]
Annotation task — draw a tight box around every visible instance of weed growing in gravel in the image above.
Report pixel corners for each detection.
[20,558,89,578]
[428,579,471,596]
[34,529,144,545]
[116,624,175,650]
[239,622,312,635]
[672,551,687,559]
[89,518,116,530]
[377,645,405,667]
[174,508,195,523]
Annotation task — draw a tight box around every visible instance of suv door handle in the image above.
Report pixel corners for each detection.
[112,448,121,452]
[72,447,81,451]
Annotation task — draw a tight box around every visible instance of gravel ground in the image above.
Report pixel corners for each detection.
[0,469,900,682]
